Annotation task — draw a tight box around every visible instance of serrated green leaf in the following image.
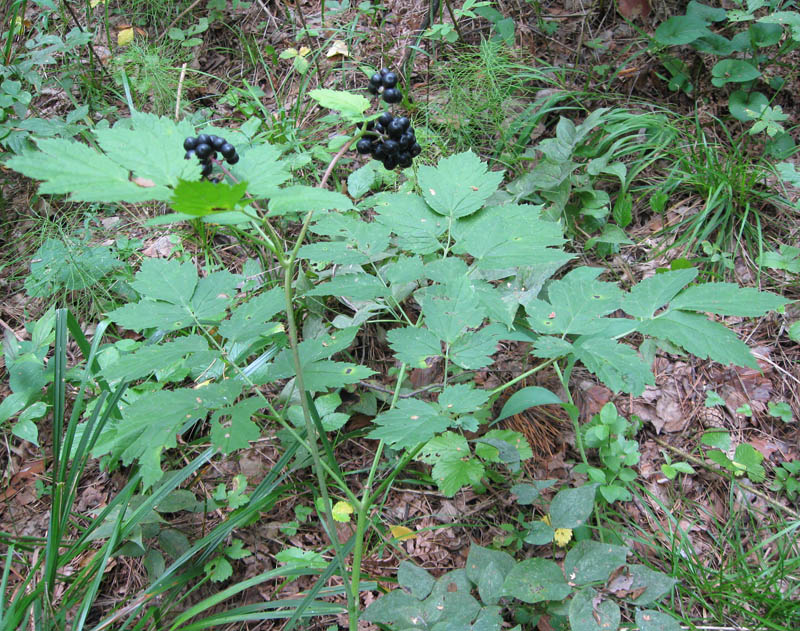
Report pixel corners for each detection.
[451,204,572,270]
[103,335,209,383]
[477,429,533,462]
[170,180,248,215]
[635,609,681,631]
[416,278,486,344]
[268,185,354,215]
[132,258,198,304]
[218,288,284,343]
[204,556,232,582]
[639,311,758,369]
[300,213,391,263]
[549,484,597,530]
[526,267,623,335]
[622,268,698,319]
[106,301,194,332]
[564,540,629,586]
[438,384,490,415]
[383,255,425,285]
[300,360,375,392]
[497,386,563,421]
[670,283,788,316]
[531,336,574,358]
[572,336,654,395]
[267,327,359,380]
[25,238,123,297]
[306,273,388,300]
[190,270,241,321]
[502,558,571,603]
[309,88,370,119]
[629,565,678,606]
[210,396,262,454]
[418,151,504,219]
[417,431,471,465]
[386,326,443,368]
[368,399,452,449]
[569,589,621,631]
[373,192,447,255]
[233,142,290,197]
[733,443,765,482]
[450,324,504,370]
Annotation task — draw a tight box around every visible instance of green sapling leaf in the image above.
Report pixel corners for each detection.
[502,558,571,603]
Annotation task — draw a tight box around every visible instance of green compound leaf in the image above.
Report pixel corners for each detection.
[622,268,698,319]
[437,384,490,415]
[638,311,758,369]
[233,142,290,198]
[502,558,571,603]
[269,185,354,215]
[635,609,682,631]
[373,192,447,255]
[417,431,485,496]
[563,540,630,586]
[309,88,371,119]
[572,336,655,396]
[210,396,263,454]
[549,483,597,530]
[416,278,486,344]
[300,213,390,264]
[449,323,505,370]
[170,180,248,215]
[526,267,623,335]
[451,204,573,270]
[670,282,789,316]
[102,335,209,383]
[368,399,452,450]
[6,113,197,202]
[386,326,443,368]
[305,273,389,301]
[131,258,198,304]
[299,360,374,392]
[418,150,504,219]
[569,589,621,631]
[25,238,123,297]
[217,287,284,343]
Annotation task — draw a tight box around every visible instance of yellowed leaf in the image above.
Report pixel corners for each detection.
[326,40,349,58]
[389,525,416,541]
[298,46,311,57]
[90,0,108,7]
[117,28,134,46]
[332,500,354,522]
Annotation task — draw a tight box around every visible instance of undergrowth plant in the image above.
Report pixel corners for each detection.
[2,91,789,630]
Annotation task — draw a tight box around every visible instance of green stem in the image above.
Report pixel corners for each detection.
[553,362,588,466]
[488,358,557,397]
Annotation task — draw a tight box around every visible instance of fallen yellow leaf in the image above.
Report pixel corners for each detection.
[389,525,416,541]
[298,46,311,57]
[117,28,134,46]
[326,40,349,58]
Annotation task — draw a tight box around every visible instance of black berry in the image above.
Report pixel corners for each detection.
[184,137,197,151]
[185,149,196,160]
[382,88,402,104]
[210,135,226,150]
[381,72,398,89]
[380,67,390,76]
[195,143,213,159]
[378,111,394,127]
[395,116,410,131]
[227,153,239,165]
[196,133,211,146]
[356,138,373,154]
[387,118,405,139]
[220,142,236,160]
[410,142,422,157]
[201,162,213,177]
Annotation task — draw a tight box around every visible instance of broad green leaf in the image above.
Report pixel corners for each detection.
[275,547,327,568]
[204,557,232,582]
[368,399,451,449]
[438,384,490,415]
[306,273,388,301]
[635,609,681,631]
[155,489,197,513]
[210,396,263,454]
[398,561,435,599]
[496,386,563,421]
[106,301,196,332]
[531,336,574,358]
[654,15,710,45]
[170,180,248,215]
[131,258,197,304]
[639,311,758,369]
[431,453,485,496]
[466,545,515,605]
[621,268,698,319]
[686,1,726,22]
[526,267,623,335]
[103,335,209,383]
[451,204,572,270]
[711,59,761,87]
[733,443,765,482]
[502,558,571,603]
[422,571,481,626]
[563,540,629,586]
[232,142,290,197]
[417,431,470,466]
[511,480,556,505]
[218,288,284,343]
[383,255,425,285]
[749,21,783,47]
[373,192,447,255]
[25,238,123,297]
[309,88,370,119]
[361,590,427,627]
[386,326,443,368]
[629,565,678,605]
[477,429,533,462]
[549,484,597,530]
[423,256,470,284]
[297,241,373,265]
[449,323,505,369]
[418,150,504,219]
[267,327,360,379]
[569,589,621,631]
[347,161,376,198]
[268,185,354,215]
[190,270,241,321]
[572,336,655,396]
[304,213,391,262]
[670,283,788,316]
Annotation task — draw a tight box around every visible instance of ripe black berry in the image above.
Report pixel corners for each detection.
[184,137,197,151]
[410,142,422,157]
[382,88,402,104]
[196,133,211,146]
[398,132,414,149]
[185,149,197,160]
[373,143,388,160]
[210,135,226,150]
[227,153,239,165]
[201,162,213,177]
[387,118,405,139]
[356,138,373,154]
[368,83,379,95]
[382,139,399,154]
[374,122,385,134]
[378,111,393,127]
[220,142,236,160]
[383,155,398,170]
[380,67,390,76]
[395,116,410,131]
[370,72,382,86]
[195,143,213,159]
[381,72,398,89]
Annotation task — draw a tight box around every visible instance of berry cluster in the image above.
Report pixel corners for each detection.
[357,111,421,170]
[184,134,239,178]
[367,67,402,104]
